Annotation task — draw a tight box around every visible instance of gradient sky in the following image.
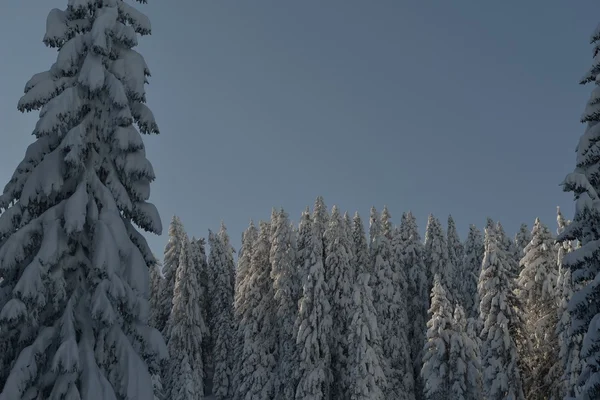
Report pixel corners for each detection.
[1,1,597,256]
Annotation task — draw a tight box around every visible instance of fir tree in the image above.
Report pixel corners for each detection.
[448,305,482,400]
[237,221,277,400]
[296,208,313,286]
[166,238,206,400]
[497,222,520,277]
[270,209,300,399]
[447,215,464,299]
[295,215,333,400]
[424,215,452,300]
[0,1,166,397]
[313,196,329,258]
[189,236,209,348]
[517,218,560,399]
[461,225,484,319]
[347,273,387,400]
[208,228,236,400]
[398,211,429,400]
[324,206,355,399]
[514,223,532,261]
[232,221,258,395]
[421,276,453,400]
[343,211,355,262]
[370,206,414,399]
[149,257,163,330]
[555,207,582,399]
[352,212,370,277]
[478,225,525,400]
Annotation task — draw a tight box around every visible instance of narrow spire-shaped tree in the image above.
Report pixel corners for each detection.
[497,222,520,277]
[190,236,209,339]
[149,257,164,330]
[352,212,370,277]
[347,273,387,400]
[424,215,452,299]
[219,222,237,304]
[478,225,525,400]
[166,238,206,400]
[447,215,464,299]
[517,218,560,399]
[232,221,258,395]
[237,221,277,400]
[313,196,329,255]
[461,225,484,319]
[370,206,414,399]
[398,211,429,400]
[421,276,453,400]
[448,305,482,400]
[295,214,333,400]
[270,209,300,399]
[296,208,313,285]
[514,223,532,262]
[159,215,187,337]
[208,228,236,400]
[343,211,355,261]
[324,206,355,399]
[0,2,167,397]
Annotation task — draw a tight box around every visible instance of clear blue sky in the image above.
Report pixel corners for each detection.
[1,1,596,256]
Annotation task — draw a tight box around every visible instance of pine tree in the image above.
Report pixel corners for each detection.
[447,215,464,300]
[478,225,525,400]
[555,207,583,399]
[398,211,429,400]
[461,225,484,320]
[295,214,333,400]
[448,305,482,400]
[424,215,452,300]
[370,206,414,399]
[270,209,301,399]
[208,228,236,400]
[0,2,166,397]
[232,221,258,395]
[347,273,387,400]
[159,215,187,337]
[237,221,277,400]
[421,276,453,400]
[324,206,355,399]
[166,238,206,400]
[514,223,532,261]
[517,218,560,399]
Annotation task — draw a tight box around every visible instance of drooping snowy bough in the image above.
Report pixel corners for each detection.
[0,1,166,398]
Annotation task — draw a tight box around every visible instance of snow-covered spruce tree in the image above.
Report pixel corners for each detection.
[270,209,301,399]
[421,276,453,400]
[343,211,355,262]
[296,208,312,286]
[447,215,464,300]
[158,215,187,337]
[555,207,583,399]
[448,304,482,400]
[461,225,484,320]
[207,228,236,400]
[313,196,329,257]
[324,206,355,399]
[149,257,163,329]
[218,222,237,307]
[189,236,209,339]
[166,238,205,400]
[352,212,370,277]
[370,206,414,399]
[497,222,520,278]
[398,211,429,400]
[0,2,167,398]
[517,218,560,399]
[514,223,532,262]
[347,272,387,400]
[478,225,525,400]
[237,221,278,400]
[424,215,452,300]
[232,220,258,395]
[295,214,333,400]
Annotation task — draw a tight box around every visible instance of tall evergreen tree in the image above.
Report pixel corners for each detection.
[448,305,482,400]
[478,225,525,400]
[190,236,209,343]
[555,207,583,399]
[352,212,370,277]
[447,215,464,299]
[424,215,452,299]
[324,206,355,399]
[158,215,187,337]
[347,273,387,400]
[149,257,163,330]
[398,211,429,400]
[461,225,484,319]
[232,221,258,395]
[166,238,206,400]
[237,221,277,400]
[219,222,237,307]
[296,208,313,286]
[270,209,300,399]
[208,228,236,400]
[313,196,329,256]
[343,211,355,261]
[514,223,532,261]
[497,222,520,277]
[421,276,453,400]
[0,1,167,397]
[517,218,560,399]
[370,206,414,399]
[295,213,333,400]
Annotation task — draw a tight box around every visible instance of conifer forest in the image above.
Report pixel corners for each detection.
[0,1,599,400]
